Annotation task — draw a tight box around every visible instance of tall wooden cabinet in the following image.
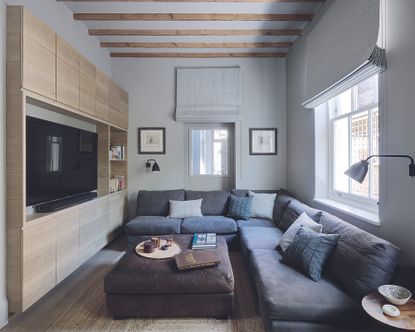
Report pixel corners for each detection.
[6,6,129,313]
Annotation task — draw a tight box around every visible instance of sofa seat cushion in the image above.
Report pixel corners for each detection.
[136,189,185,216]
[185,190,230,215]
[240,226,283,254]
[237,218,275,230]
[251,249,363,324]
[181,216,237,234]
[124,216,182,235]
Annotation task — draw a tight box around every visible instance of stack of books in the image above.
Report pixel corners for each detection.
[191,233,217,250]
[110,175,125,192]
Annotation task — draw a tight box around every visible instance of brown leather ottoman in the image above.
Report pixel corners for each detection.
[104,235,234,319]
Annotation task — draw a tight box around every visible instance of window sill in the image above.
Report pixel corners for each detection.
[313,198,380,226]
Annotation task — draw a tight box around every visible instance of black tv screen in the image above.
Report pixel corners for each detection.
[26,116,98,207]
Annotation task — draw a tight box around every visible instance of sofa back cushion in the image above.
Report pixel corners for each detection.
[279,199,322,232]
[136,189,185,216]
[321,212,401,300]
[185,190,229,215]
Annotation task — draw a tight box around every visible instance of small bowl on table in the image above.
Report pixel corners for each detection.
[378,285,412,306]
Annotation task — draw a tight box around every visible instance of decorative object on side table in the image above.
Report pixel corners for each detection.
[378,285,412,305]
[138,127,166,154]
[362,292,415,330]
[249,128,277,155]
[135,238,182,260]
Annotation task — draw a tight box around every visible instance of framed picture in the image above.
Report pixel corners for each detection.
[138,127,166,154]
[249,128,277,155]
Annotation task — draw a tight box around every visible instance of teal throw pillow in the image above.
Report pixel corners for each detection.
[227,195,252,220]
[281,226,340,282]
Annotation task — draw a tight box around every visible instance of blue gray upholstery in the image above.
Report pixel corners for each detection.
[125,216,182,235]
[321,212,401,300]
[181,216,237,234]
[237,218,275,230]
[136,189,185,216]
[251,249,364,324]
[279,199,322,231]
[185,190,230,215]
[239,226,283,260]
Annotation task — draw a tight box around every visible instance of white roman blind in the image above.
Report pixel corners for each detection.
[176,67,242,122]
[303,0,386,109]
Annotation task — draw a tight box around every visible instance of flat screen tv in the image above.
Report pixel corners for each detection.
[26,116,98,207]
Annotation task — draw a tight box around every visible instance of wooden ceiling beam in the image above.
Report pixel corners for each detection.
[110,52,285,57]
[101,41,293,48]
[89,28,302,36]
[69,0,323,2]
[74,13,313,21]
[68,0,323,2]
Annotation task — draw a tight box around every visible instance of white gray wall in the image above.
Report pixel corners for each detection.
[0,0,7,328]
[286,0,415,265]
[111,58,287,217]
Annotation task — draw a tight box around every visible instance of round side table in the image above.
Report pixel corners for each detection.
[362,292,415,330]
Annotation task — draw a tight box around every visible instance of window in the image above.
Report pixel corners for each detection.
[190,126,230,176]
[328,74,379,208]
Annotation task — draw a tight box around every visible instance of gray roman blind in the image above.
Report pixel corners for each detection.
[303,0,386,109]
[176,67,242,122]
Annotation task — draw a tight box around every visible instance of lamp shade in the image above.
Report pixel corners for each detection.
[344,160,369,184]
[152,161,160,173]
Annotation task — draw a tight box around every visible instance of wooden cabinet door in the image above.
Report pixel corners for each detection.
[120,88,129,129]
[22,9,56,100]
[109,81,121,127]
[56,211,80,284]
[22,217,56,311]
[80,56,96,116]
[79,201,102,264]
[95,69,109,121]
[109,191,127,231]
[57,37,80,109]
[96,196,110,247]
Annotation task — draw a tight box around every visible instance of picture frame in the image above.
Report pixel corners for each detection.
[138,127,166,154]
[249,128,277,155]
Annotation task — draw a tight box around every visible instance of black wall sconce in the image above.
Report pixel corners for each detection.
[146,159,160,173]
[345,154,415,183]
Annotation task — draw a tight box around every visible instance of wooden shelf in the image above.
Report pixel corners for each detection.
[110,159,127,162]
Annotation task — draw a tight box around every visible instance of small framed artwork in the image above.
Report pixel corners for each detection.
[249,128,277,155]
[138,127,166,154]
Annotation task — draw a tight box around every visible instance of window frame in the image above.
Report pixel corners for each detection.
[187,124,232,178]
[327,75,380,212]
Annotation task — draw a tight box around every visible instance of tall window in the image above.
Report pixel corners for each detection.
[190,126,230,176]
[329,74,379,206]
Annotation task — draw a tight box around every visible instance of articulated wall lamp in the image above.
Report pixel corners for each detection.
[146,159,160,173]
[344,154,415,183]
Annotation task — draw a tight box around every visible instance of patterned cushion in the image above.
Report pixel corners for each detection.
[278,212,323,252]
[281,226,340,282]
[248,191,277,220]
[169,199,203,218]
[227,195,252,220]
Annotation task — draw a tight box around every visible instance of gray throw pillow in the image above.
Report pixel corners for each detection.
[281,226,340,282]
[278,212,323,252]
[279,200,322,232]
[169,199,203,218]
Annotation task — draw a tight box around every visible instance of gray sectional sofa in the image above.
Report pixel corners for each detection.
[124,189,401,331]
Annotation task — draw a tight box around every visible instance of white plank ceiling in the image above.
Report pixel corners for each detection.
[60,0,324,58]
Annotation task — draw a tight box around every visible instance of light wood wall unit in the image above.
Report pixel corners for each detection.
[6,6,129,314]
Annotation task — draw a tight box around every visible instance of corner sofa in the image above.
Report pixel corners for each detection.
[124,189,401,331]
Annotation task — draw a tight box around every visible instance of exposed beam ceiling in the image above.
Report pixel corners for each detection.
[62,0,323,58]
[111,52,286,57]
[89,29,302,36]
[73,13,313,21]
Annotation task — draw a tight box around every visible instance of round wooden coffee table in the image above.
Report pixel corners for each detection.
[362,292,415,330]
